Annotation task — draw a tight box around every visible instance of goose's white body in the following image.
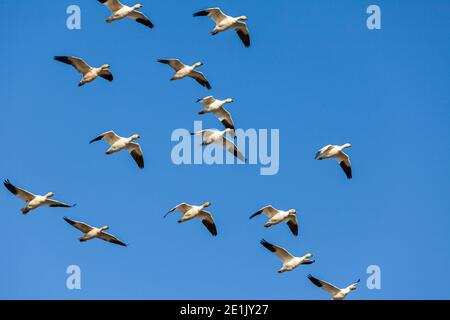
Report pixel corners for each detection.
[315,143,353,179]
[107,5,136,21]
[165,202,217,236]
[54,56,113,87]
[250,205,299,236]
[193,8,250,47]
[3,180,75,214]
[98,0,154,28]
[64,217,127,246]
[197,96,236,137]
[158,59,211,89]
[90,131,144,169]
[193,129,245,162]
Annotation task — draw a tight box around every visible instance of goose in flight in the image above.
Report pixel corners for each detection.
[193,8,250,48]
[64,217,127,247]
[3,179,75,214]
[308,275,360,300]
[54,56,113,87]
[260,239,314,273]
[192,129,246,162]
[197,96,236,138]
[164,202,217,236]
[315,143,352,179]
[90,131,144,169]
[158,59,212,90]
[97,0,154,28]
[250,205,298,236]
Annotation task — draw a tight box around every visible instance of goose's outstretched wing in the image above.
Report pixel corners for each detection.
[260,239,294,263]
[157,59,185,71]
[89,131,121,146]
[128,11,154,29]
[54,56,92,75]
[193,8,228,25]
[165,203,193,218]
[98,231,127,247]
[214,108,235,132]
[128,142,144,169]
[336,152,352,179]
[189,71,212,90]
[97,0,123,13]
[219,136,245,162]
[44,199,76,208]
[3,180,36,202]
[198,211,218,236]
[64,217,94,234]
[307,275,341,296]
[234,22,250,48]
[250,205,278,219]
[286,215,299,236]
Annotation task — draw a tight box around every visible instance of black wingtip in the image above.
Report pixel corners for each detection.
[193,10,209,17]
[249,209,262,219]
[307,274,323,288]
[54,56,65,62]
[136,18,154,29]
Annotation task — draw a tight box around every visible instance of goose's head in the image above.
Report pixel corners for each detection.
[131,134,141,140]
[342,143,352,149]
[288,209,297,215]
[101,226,110,231]
[194,62,204,68]
[134,4,143,9]
[226,98,235,103]
[101,64,110,70]
[45,192,55,198]
[239,16,249,21]
[202,202,212,208]
[305,253,313,259]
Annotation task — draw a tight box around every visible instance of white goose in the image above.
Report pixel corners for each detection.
[3,180,75,214]
[158,59,212,90]
[54,56,113,87]
[97,0,154,28]
[164,202,217,236]
[315,143,352,179]
[250,205,298,236]
[192,129,246,162]
[308,275,360,300]
[260,239,314,273]
[64,217,127,247]
[193,8,250,48]
[90,131,144,169]
[197,96,236,138]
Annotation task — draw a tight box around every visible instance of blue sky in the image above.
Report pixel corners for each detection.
[1,0,449,300]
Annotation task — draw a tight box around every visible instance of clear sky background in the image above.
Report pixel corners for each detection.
[1,0,449,300]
